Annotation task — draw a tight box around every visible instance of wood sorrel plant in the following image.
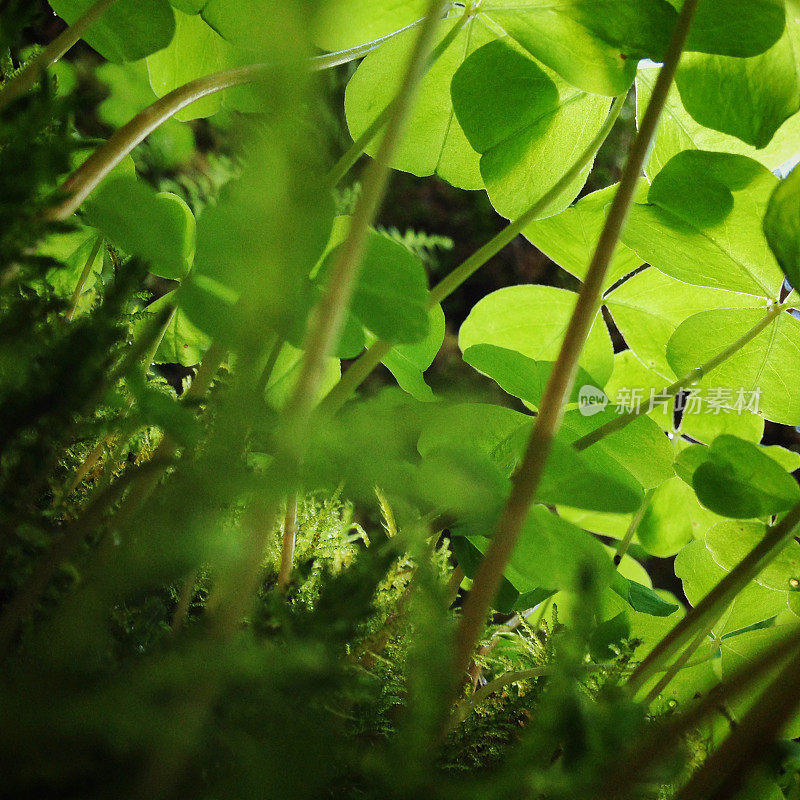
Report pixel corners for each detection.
[2,1,800,798]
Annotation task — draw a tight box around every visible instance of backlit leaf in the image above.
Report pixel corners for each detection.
[459,285,614,388]
[451,40,611,219]
[667,307,800,425]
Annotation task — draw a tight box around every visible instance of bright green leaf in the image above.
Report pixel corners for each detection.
[524,184,643,291]
[462,344,597,410]
[344,15,493,190]
[667,307,800,425]
[692,435,800,518]
[675,8,800,149]
[636,65,800,181]
[604,267,757,378]
[459,285,614,388]
[764,163,800,290]
[560,407,674,492]
[264,342,340,411]
[379,305,445,401]
[637,478,702,558]
[49,0,176,62]
[313,0,428,52]
[83,177,195,281]
[146,10,227,120]
[317,230,430,344]
[480,0,638,96]
[451,40,611,219]
[610,572,680,617]
[140,291,211,366]
[706,519,800,591]
[623,155,784,298]
[464,505,615,594]
[36,228,104,300]
[676,538,788,637]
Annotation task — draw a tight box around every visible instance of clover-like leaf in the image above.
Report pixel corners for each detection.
[623,152,784,298]
[452,40,611,220]
[675,10,800,150]
[146,10,228,120]
[317,230,430,344]
[667,307,800,425]
[560,407,674,492]
[637,66,800,182]
[49,0,176,62]
[345,14,494,190]
[459,505,615,595]
[610,573,679,617]
[691,435,800,518]
[379,305,445,401]
[707,520,800,592]
[462,344,598,410]
[313,0,429,52]
[83,177,195,281]
[675,537,788,637]
[459,284,614,388]
[604,267,756,379]
[137,291,211,366]
[524,184,643,292]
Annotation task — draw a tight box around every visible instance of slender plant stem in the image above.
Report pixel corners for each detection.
[0,0,120,112]
[627,500,800,695]
[320,96,626,414]
[614,488,653,567]
[601,629,800,796]
[574,302,788,451]
[326,5,473,188]
[279,0,449,455]
[277,494,299,591]
[642,625,710,705]
[65,235,103,322]
[209,0,451,634]
[673,646,800,800]
[450,0,702,692]
[47,27,421,222]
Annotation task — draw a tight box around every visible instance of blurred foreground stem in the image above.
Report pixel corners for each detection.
[449,0,701,698]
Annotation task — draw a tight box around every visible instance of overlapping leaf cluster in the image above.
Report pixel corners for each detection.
[2,1,800,798]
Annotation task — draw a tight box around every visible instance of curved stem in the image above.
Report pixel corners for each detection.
[320,95,626,414]
[326,6,472,188]
[49,65,271,221]
[627,500,800,695]
[574,302,787,452]
[47,25,421,222]
[209,0,451,634]
[279,0,449,455]
[0,0,120,113]
[449,0,701,695]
